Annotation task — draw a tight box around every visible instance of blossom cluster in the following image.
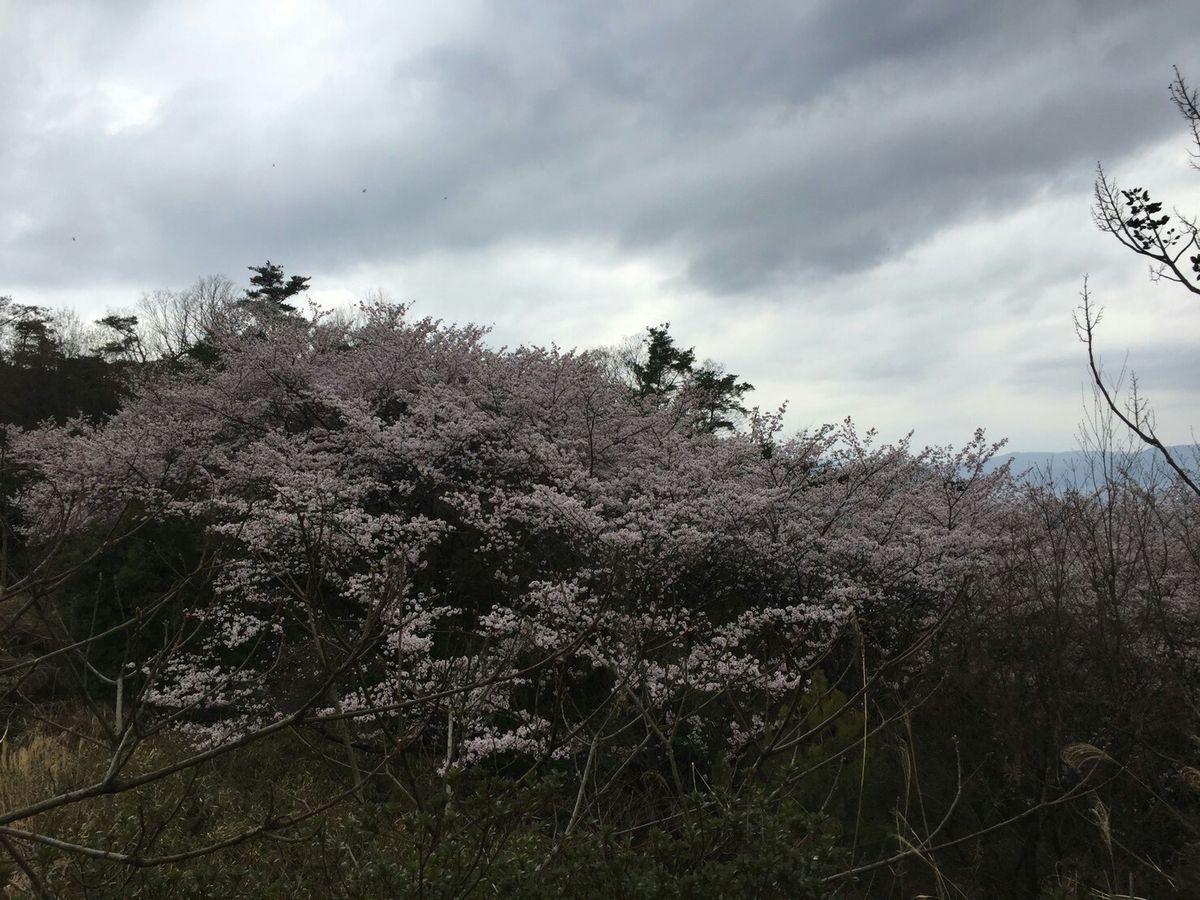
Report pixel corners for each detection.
[14,303,1009,768]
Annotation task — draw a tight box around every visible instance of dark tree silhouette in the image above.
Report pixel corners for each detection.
[631,323,695,400]
[689,364,754,434]
[629,324,753,432]
[94,314,145,363]
[1088,66,1200,496]
[0,299,126,427]
[241,261,310,318]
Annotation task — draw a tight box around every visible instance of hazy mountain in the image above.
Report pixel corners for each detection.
[982,445,1199,487]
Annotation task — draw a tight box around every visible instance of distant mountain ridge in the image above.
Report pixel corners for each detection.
[980,445,1199,486]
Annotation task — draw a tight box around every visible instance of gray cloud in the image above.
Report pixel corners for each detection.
[5,1,1197,292]
[2,0,1199,448]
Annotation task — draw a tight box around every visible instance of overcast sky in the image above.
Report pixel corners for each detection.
[4,0,1200,450]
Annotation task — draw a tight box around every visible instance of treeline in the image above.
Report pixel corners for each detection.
[1,264,754,435]
[0,300,127,427]
[0,266,300,427]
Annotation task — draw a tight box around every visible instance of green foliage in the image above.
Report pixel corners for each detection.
[629,323,753,432]
[689,364,754,433]
[241,261,310,319]
[24,749,845,900]
[94,314,143,362]
[0,299,127,427]
[632,323,695,400]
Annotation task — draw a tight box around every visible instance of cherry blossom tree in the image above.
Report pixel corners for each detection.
[1,298,1013,882]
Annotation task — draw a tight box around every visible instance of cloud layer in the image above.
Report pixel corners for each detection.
[4,0,1200,447]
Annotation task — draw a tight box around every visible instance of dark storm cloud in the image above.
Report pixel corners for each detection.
[4,0,1199,299]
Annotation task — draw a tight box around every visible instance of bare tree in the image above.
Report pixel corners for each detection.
[135,274,240,361]
[1089,67,1200,495]
[590,331,646,387]
[50,308,104,359]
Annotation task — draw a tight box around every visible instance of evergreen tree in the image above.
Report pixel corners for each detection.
[631,324,695,400]
[240,261,310,320]
[688,364,754,434]
[94,314,144,363]
[629,323,753,432]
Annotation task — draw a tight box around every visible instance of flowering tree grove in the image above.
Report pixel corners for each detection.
[0,299,1012,871]
[2,278,1199,895]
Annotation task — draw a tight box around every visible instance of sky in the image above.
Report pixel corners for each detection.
[3,0,1200,450]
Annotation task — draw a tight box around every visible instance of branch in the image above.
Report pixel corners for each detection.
[1075,282,1200,499]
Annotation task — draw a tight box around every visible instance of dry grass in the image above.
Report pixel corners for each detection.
[0,730,78,816]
